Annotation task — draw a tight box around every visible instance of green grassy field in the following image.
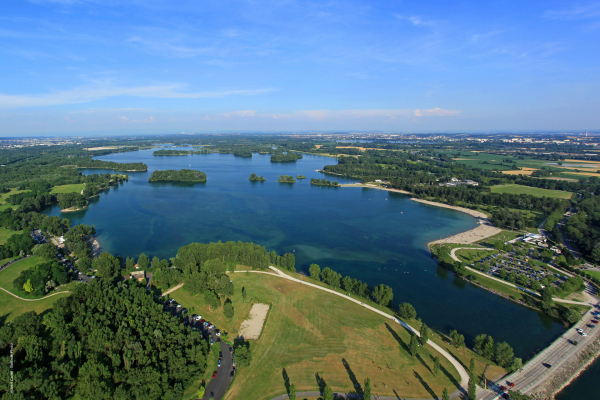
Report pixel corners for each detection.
[50,183,85,194]
[0,188,31,211]
[585,270,600,280]
[0,227,21,245]
[171,273,463,400]
[490,184,573,199]
[0,256,45,294]
[0,287,70,322]
[455,248,498,263]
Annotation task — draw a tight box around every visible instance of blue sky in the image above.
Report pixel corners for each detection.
[1,0,599,135]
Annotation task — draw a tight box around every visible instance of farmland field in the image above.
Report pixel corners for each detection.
[490,184,573,199]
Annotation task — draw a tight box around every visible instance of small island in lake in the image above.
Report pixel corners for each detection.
[153,149,192,156]
[249,173,266,181]
[148,169,207,183]
[270,152,303,162]
[310,178,339,187]
[296,174,307,179]
[278,175,296,183]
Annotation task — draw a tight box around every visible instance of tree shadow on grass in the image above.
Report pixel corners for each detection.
[385,323,410,353]
[315,372,326,392]
[416,353,433,375]
[282,368,290,394]
[342,358,362,394]
[440,364,464,395]
[413,370,438,400]
[392,389,402,399]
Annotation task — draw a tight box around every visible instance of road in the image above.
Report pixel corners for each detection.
[479,303,600,400]
[162,299,234,400]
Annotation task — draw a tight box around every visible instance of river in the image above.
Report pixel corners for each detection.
[43,147,565,360]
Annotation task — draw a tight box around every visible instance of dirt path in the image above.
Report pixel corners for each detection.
[161,283,184,296]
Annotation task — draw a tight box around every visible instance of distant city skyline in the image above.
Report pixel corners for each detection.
[1,0,600,135]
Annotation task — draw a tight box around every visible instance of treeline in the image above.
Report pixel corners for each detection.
[148,169,207,183]
[153,149,194,156]
[0,231,36,260]
[0,280,209,399]
[564,196,600,262]
[472,334,522,372]
[310,178,339,187]
[13,260,68,297]
[308,263,393,307]
[271,152,303,162]
[72,158,147,171]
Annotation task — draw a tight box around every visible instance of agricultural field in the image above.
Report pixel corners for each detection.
[170,272,463,400]
[50,183,85,194]
[490,184,573,199]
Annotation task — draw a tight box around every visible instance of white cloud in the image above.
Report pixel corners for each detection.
[221,110,257,118]
[119,115,129,121]
[396,14,439,29]
[0,85,274,109]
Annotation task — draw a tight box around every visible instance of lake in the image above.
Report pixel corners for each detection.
[43,147,565,359]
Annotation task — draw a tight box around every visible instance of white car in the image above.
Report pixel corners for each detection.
[576,328,583,333]
[176,304,182,308]
[581,332,588,337]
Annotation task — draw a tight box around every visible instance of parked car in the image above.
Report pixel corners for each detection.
[577,328,584,333]
[507,382,515,388]
[218,359,221,367]
[219,351,222,357]
[176,304,182,309]
[215,330,221,336]
[194,315,202,321]
[592,320,598,324]
[212,371,217,379]
[210,337,214,345]
[581,332,588,337]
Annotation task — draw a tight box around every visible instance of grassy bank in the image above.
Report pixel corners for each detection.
[171,272,463,400]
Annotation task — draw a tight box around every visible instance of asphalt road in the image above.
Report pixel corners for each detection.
[162,301,235,400]
[479,302,600,400]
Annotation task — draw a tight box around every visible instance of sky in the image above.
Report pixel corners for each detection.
[1,0,600,135]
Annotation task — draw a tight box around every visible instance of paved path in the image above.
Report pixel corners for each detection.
[479,303,600,400]
[0,286,70,301]
[270,390,465,400]
[448,247,590,306]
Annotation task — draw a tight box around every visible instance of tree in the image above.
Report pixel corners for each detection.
[433,357,440,376]
[91,224,96,236]
[204,290,220,310]
[93,252,121,279]
[468,375,477,400]
[363,377,371,399]
[322,385,334,400]
[309,264,321,281]
[442,388,450,400]
[420,323,430,347]
[223,299,234,319]
[495,342,515,368]
[473,334,487,355]
[470,358,476,376]
[409,333,418,356]
[372,284,393,306]
[138,253,149,269]
[562,308,581,324]
[483,336,495,361]
[450,330,465,349]
[509,357,523,373]
[398,302,417,320]
[33,242,57,261]
[289,383,296,400]
[125,257,135,271]
[242,286,247,301]
[23,279,33,293]
[233,339,252,366]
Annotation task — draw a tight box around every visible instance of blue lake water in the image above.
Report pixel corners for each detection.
[555,357,599,400]
[43,148,565,359]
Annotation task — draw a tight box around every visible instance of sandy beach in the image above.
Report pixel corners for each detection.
[341,183,501,246]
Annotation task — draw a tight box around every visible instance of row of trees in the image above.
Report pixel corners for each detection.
[310,178,339,187]
[13,259,68,297]
[472,334,523,372]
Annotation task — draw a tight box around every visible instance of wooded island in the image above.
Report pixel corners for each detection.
[148,169,207,183]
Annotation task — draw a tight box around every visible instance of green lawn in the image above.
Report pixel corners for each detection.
[0,227,21,245]
[456,248,498,263]
[585,270,600,280]
[50,183,85,194]
[171,273,462,400]
[0,188,31,211]
[490,184,573,199]
[0,287,70,323]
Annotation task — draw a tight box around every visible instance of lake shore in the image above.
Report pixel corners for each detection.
[340,183,501,246]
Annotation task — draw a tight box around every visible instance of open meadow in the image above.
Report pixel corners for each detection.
[50,183,85,194]
[490,184,573,199]
[170,272,464,400]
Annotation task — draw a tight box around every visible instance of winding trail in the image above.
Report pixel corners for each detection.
[0,286,70,301]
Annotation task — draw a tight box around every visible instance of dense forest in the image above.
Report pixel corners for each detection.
[270,152,303,162]
[148,169,207,183]
[0,280,208,399]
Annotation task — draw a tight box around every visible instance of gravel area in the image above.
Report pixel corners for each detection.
[238,303,270,340]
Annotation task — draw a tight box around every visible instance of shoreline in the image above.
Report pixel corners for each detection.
[340,183,501,246]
